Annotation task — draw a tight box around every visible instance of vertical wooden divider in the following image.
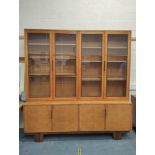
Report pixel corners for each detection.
[77,32,81,131]
[50,32,52,98]
[24,30,29,100]
[51,32,55,98]
[104,32,108,98]
[126,31,131,99]
[77,32,81,99]
[76,32,78,99]
[102,32,105,98]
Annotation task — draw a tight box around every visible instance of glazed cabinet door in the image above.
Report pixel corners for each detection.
[27,32,51,98]
[24,105,52,133]
[52,105,78,132]
[55,33,77,97]
[79,105,105,131]
[105,104,132,131]
[105,32,130,97]
[81,33,103,97]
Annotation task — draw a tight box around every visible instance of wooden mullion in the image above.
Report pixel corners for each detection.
[49,32,53,99]
[104,32,108,98]
[78,32,82,98]
[76,32,79,98]
[126,31,131,99]
[102,32,105,98]
[52,32,55,98]
[24,30,29,100]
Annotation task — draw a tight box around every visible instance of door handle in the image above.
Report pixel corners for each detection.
[104,61,106,72]
[104,107,107,129]
[53,60,54,72]
[51,60,53,72]
[105,107,106,117]
[52,59,54,72]
[51,107,53,119]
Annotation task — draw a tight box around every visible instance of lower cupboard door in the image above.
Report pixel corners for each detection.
[105,104,132,131]
[52,105,78,132]
[79,105,105,131]
[24,105,52,133]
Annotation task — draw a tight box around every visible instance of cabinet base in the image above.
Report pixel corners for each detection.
[34,133,44,142]
[113,132,122,140]
[29,132,125,142]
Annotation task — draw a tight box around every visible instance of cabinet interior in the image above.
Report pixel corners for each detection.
[26,31,130,99]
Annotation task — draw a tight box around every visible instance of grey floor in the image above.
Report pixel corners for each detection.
[19,129,136,155]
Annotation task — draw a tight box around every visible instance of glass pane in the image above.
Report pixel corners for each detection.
[28,33,50,98]
[55,34,76,97]
[81,34,102,97]
[106,34,128,97]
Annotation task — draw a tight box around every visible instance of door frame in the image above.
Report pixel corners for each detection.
[104,31,131,100]
[79,31,104,100]
[53,31,78,100]
[25,29,52,101]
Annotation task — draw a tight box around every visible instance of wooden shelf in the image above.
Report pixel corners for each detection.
[28,43,49,46]
[56,56,76,60]
[82,46,102,49]
[29,53,49,56]
[82,60,102,63]
[82,56,102,61]
[108,46,128,49]
[29,55,49,59]
[82,77,101,81]
[107,77,126,81]
[108,55,127,57]
[29,73,50,76]
[56,54,75,57]
[56,73,76,77]
[56,43,76,46]
[108,61,127,63]
[56,58,76,60]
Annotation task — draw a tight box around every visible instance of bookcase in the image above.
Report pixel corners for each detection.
[24,30,132,142]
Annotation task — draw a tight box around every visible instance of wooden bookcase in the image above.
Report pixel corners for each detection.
[24,29,132,142]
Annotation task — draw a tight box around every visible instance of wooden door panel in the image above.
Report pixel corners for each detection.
[27,33,51,99]
[24,105,52,133]
[52,105,78,132]
[80,105,105,131]
[81,34,103,97]
[55,33,77,98]
[106,104,132,131]
[104,32,131,99]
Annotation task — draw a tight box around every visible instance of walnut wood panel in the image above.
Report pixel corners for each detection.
[52,105,78,132]
[105,104,132,131]
[24,105,52,133]
[79,105,105,131]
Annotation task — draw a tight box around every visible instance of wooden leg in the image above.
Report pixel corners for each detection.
[34,133,44,142]
[113,132,122,140]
